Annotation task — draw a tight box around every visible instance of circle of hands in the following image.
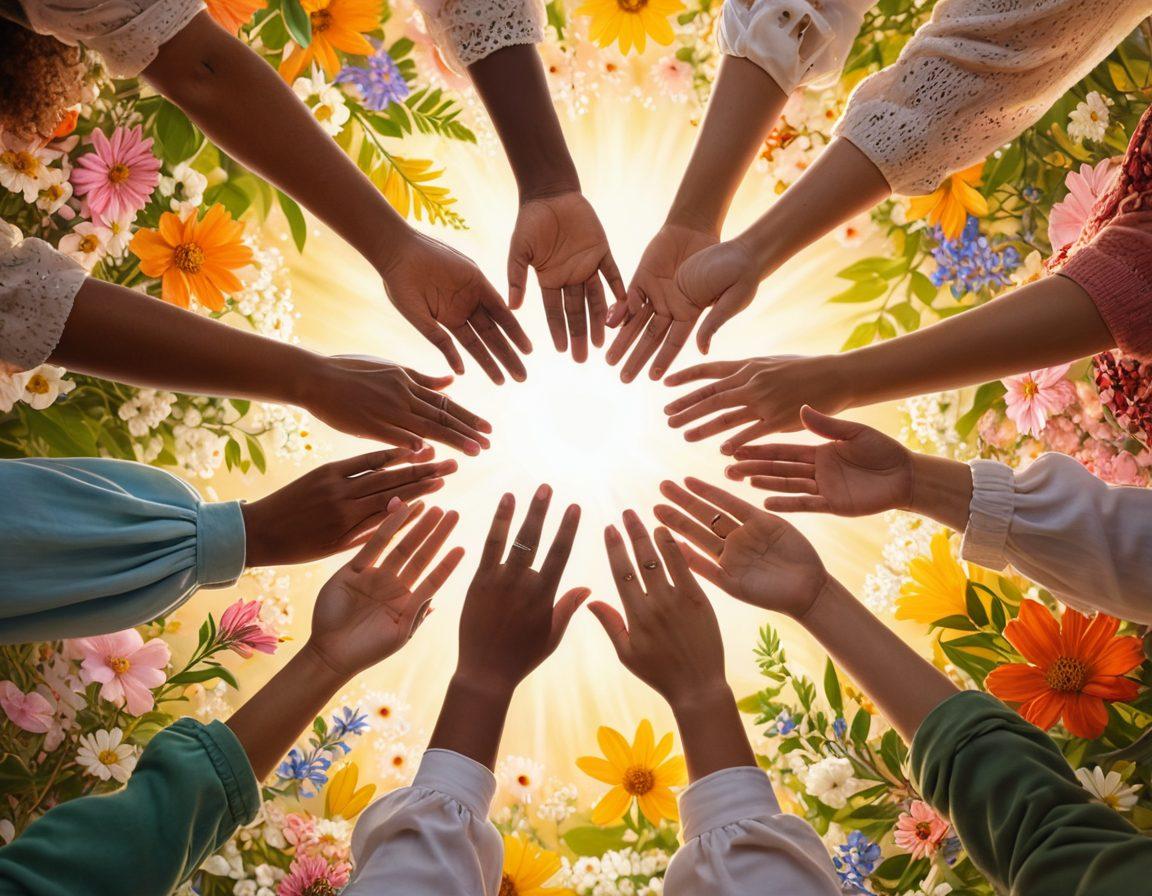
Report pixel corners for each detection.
[282,191,918,697]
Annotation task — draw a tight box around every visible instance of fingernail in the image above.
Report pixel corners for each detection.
[721,443,734,456]
[651,368,664,379]
[388,497,403,510]
[465,440,481,456]
[499,493,513,508]
[725,465,738,479]
[535,483,551,500]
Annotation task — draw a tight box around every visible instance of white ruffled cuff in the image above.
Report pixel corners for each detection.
[960,459,1016,571]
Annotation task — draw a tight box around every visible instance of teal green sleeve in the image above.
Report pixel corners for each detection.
[911,691,1152,896]
[0,718,259,896]
[0,457,246,644]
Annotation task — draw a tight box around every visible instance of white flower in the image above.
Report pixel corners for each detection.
[102,213,135,259]
[15,365,76,411]
[159,161,208,214]
[359,689,410,736]
[655,56,692,102]
[1076,766,1141,811]
[233,882,257,896]
[35,168,73,216]
[58,221,109,270]
[498,755,544,804]
[1011,249,1045,287]
[834,211,876,248]
[174,424,226,478]
[0,371,23,413]
[538,779,578,823]
[802,757,862,809]
[76,728,138,783]
[293,71,350,136]
[378,739,414,783]
[1068,91,1112,143]
[0,147,58,202]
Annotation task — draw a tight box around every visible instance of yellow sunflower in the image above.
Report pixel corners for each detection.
[324,762,376,820]
[499,835,573,896]
[278,0,380,82]
[906,161,988,240]
[576,719,686,826]
[576,0,685,55]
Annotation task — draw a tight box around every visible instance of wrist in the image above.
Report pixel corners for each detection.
[368,220,418,279]
[519,174,581,204]
[449,668,518,704]
[668,680,737,719]
[239,499,272,568]
[732,226,786,282]
[295,641,353,695]
[664,204,723,239]
[286,349,331,413]
[793,574,844,628]
[908,452,974,531]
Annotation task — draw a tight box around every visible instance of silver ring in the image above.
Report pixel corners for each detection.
[623,573,635,582]
[512,540,533,552]
[439,393,449,410]
[710,513,723,533]
[643,560,658,570]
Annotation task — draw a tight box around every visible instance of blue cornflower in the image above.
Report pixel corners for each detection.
[337,45,410,111]
[832,716,848,739]
[331,705,370,740]
[767,710,797,736]
[929,215,1021,299]
[833,830,882,893]
[276,748,332,797]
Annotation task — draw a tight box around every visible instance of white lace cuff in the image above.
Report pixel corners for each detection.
[415,0,543,72]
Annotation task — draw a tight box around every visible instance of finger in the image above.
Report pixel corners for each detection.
[684,476,757,522]
[649,320,694,381]
[652,503,724,558]
[748,476,820,495]
[353,459,455,497]
[604,524,644,612]
[349,498,412,571]
[679,542,734,595]
[548,586,591,652]
[405,408,484,456]
[696,285,746,354]
[654,526,695,590]
[480,493,515,568]
[508,483,552,567]
[402,367,454,390]
[540,503,581,587]
[482,289,533,354]
[800,405,864,441]
[721,422,776,455]
[343,483,444,547]
[762,495,833,514]
[666,385,746,429]
[605,301,652,367]
[401,509,460,585]
[585,274,607,348]
[663,359,745,388]
[725,460,815,481]
[563,283,589,363]
[399,593,435,640]
[450,322,504,385]
[731,443,816,463]
[542,287,567,353]
[378,506,444,576]
[606,299,628,329]
[507,243,530,310]
[360,421,426,451]
[684,408,758,442]
[406,311,464,376]
[600,252,628,310]
[330,447,420,478]
[621,314,670,384]
[588,600,630,659]
[664,372,746,417]
[413,386,492,435]
[471,306,527,383]
[658,479,738,541]
[413,545,466,602]
[622,509,670,591]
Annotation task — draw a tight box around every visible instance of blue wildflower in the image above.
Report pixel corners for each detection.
[832,716,848,739]
[276,748,331,797]
[767,710,797,736]
[833,831,882,893]
[930,215,1021,299]
[337,45,410,111]
[331,705,370,740]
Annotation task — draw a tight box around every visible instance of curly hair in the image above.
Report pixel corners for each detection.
[0,19,87,145]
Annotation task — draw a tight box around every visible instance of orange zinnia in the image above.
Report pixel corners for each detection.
[278,0,380,83]
[130,204,253,311]
[985,600,1142,739]
[205,0,267,34]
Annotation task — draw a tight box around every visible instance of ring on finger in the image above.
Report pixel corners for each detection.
[512,540,533,553]
[642,560,658,570]
[623,572,635,582]
[710,513,725,534]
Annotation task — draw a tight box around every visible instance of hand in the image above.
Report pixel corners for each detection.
[726,407,913,516]
[380,231,532,384]
[241,447,456,566]
[654,478,828,619]
[507,192,627,362]
[456,485,588,691]
[606,223,719,383]
[305,500,465,679]
[673,238,761,354]
[590,511,728,707]
[664,355,852,454]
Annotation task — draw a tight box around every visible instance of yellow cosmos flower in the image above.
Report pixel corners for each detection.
[324,762,376,819]
[499,835,573,896]
[576,720,686,826]
[906,161,988,240]
[896,531,1001,627]
[279,0,380,82]
[576,0,685,55]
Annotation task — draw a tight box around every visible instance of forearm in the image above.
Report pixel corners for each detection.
[50,277,322,404]
[666,56,787,236]
[798,578,958,743]
[428,674,513,771]
[226,644,350,781]
[908,452,973,532]
[467,44,580,200]
[671,684,757,781]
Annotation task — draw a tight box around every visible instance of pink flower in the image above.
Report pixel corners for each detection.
[278,855,350,896]
[71,629,170,715]
[1048,159,1118,252]
[283,812,318,850]
[893,800,950,860]
[976,408,1019,450]
[0,681,54,733]
[1040,413,1081,454]
[1094,351,1152,446]
[1002,364,1076,437]
[218,599,279,658]
[70,126,160,225]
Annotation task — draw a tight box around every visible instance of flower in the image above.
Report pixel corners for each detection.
[802,757,862,809]
[71,126,160,225]
[278,0,380,83]
[985,601,1143,739]
[1048,159,1117,252]
[907,162,988,240]
[277,854,350,896]
[1002,363,1075,438]
[361,689,410,735]
[377,739,413,782]
[76,728,138,783]
[330,706,369,740]
[766,709,797,736]
[893,800,950,859]
[218,599,279,657]
[929,216,1020,298]
[1094,351,1152,446]
[576,0,686,55]
[499,755,545,804]
[1011,249,1045,287]
[1076,765,1141,811]
[0,146,58,201]
[206,0,267,34]
[336,45,410,111]
[159,161,208,215]
[292,71,352,136]
[500,835,572,896]
[36,169,74,216]
[577,720,686,826]
[834,211,876,248]
[72,629,171,715]
[895,531,971,626]
[1067,91,1112,144]
[654,55,691,101]
[0,681,54,733]
[58,221,109,270]
[277,748,332,796]
[324,763,376,819]
[13,364,76,411]
[130,204,253,310]
[832,831,881,891]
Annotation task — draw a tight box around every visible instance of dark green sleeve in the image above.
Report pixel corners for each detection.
[0,718,259,896]
[911,691,1152,896]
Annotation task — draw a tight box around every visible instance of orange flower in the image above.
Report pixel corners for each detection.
[906,161,988,240]
[130,204,252,311]
[52,107,80,139]
[278,0,380,82]
[985,601,1143,739]
[206,0,267,34]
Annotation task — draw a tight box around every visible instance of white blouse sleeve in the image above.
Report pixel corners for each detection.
[718,0,871,94]
[19,0,205,77]
[961,453,1152,625]
[0,220,86,374]
[414,0,543,73]
[834,0,1152,196]
[664,766,841,896]
[342,749,504,896]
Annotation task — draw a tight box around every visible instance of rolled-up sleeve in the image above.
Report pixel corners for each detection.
[343,749,503,896]
[0,457,246,645]
[664,765,840,896]
[415,0,543,72]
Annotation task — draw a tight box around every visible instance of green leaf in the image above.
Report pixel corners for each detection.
[888,301,920,332]
[224,437,242,471]
[1098,725,1152,763]
[955,380,1007,438]
[909,270,937,304]
[849,707,871,746]
[154,100,197,165]
[562,825,629,857]
[841,320,878,350]
[388,37,414,59]
[736,693,765,714]
[930,614,977,632]
[964,582,989,627]
[168,665,240,690]
[823,659,843,715]
[828,278,887,304]
[245,433,267,474]
[205,180,252,219]
[277,191,307,253]
[837,256,905,281]
[283,0,312,46]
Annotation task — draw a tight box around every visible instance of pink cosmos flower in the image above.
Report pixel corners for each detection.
[0,681,54,733]
[1048,159,1118,252]
[70,126,160,225]
[71,629,170,715]
[282,812,318,851]
[893,800,950,860]
[218,599,279,658]
[1002,364,1076,438]
[277,855,351,896]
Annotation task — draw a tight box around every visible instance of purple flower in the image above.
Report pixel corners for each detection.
[331,705,370,740]
[337,46,410,111]
[276,747,332,797]
[767,709,797,736]
[833,831,881,892]
[832,716,848,739]
[930,216,1021,299]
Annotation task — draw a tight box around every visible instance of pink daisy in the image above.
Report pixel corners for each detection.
[71,629,170,715]
[278,855,351,896]
[893,800,950,859]
[1048,159,1118,252]
[218,599,279,658]
[71,126,160,225]
[0,680,54,734]
[1002,363,1076,438]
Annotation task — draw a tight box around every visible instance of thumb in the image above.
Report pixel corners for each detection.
[800,405,864,441]
[695,285,744,354]
[548,587,591,651]
[507,241,531,310]
[404,367,454,390]
[587,600,630,658]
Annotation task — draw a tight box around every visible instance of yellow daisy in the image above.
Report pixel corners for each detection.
[576,0,685,55]
[896,531,1001,626]
[324,762,376,820]
[576,719,686,826]
[499,835,573,896]
[906,161,988,240]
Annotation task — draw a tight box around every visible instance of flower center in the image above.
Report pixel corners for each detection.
[78,234,100,253]
[315,103,333,122]
[108,656,131,675]
[617,0,647,11]
[302,883,337,896]
[1022,379,1039,399]
[914,821,933,841]
[41,183,65,201]
[1044,655,1088,692]
[3,150,39,175]
[310,8,332,32]
[378,706,391,717]
[498,873,517,896]
[622,765,655,796]
[517,774,530,787]
[24,374,50,395]
[98,748,120,765]
[107,163,132,184]
[391,755,404,767]
[174,242,206,274]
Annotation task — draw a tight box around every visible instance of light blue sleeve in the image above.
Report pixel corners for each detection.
[0,457,245,644]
